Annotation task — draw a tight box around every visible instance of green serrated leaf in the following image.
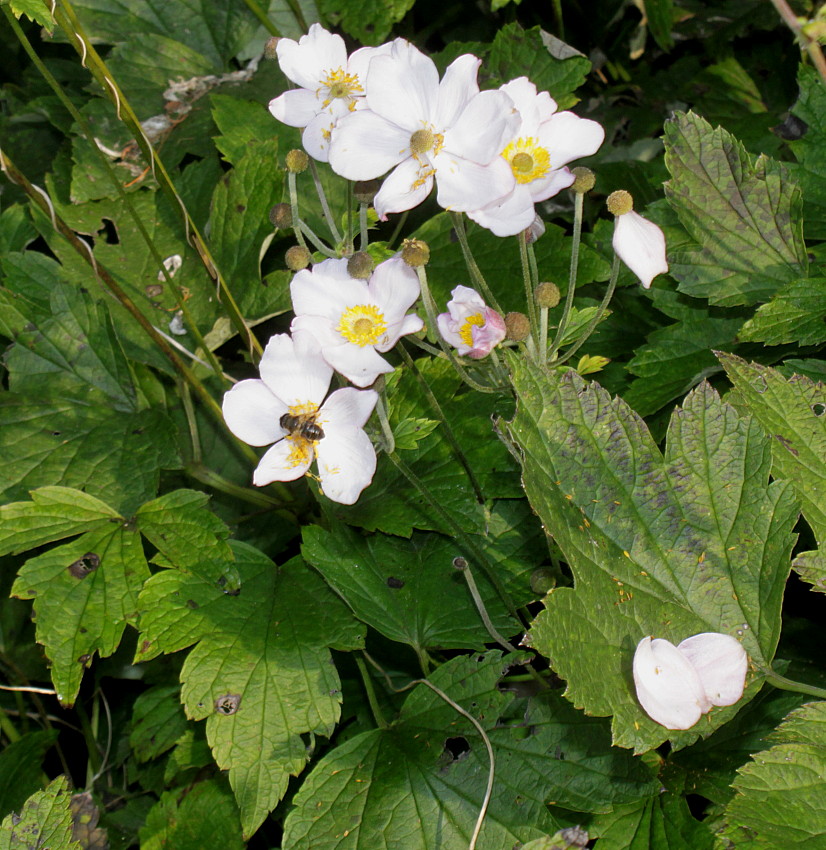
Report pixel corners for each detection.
[738,278,826,346]
[11,524,149,706]
[139,780,244,850]
[0,206,36,254]
[130,685,190,762]
[509,358,798,752]
[789,66,826,240]
[319,0,413,45]
[0,731,58,821]
[0,487,120,556]
[210,94,278,165]
[664,111,807,306]
[723,702,826,846]
[0,776,81,850]
[487,24,591,110]
[9,0,54,30]
[644,0,675,50]
[135,546,365,837]
[392,417,439,450]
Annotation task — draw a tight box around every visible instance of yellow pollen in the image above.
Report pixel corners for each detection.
[502,137,551,184]
[459,313,485,347]
[337,304,388,347]
[321,68,363,107]
[288,401,319,417]
[285,437,314,469]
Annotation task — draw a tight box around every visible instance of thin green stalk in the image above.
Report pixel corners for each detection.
[518,234,538,347]
[3,7,227,386]
[288,171,309,251]
[453,559,518,653]
[309,158,341,245]
[186,464,291,510]
[240,0,280,35]
[396,344,485,503]
[387,451,519,620]
[283,0,309,33]
[298,220,336,257]
[449,212,503,315]
[0,708,20,743]
[359,203,369,251]
[374,383,395,453]
[554,253,620,367]
[74,697,101,789]
[356,655,389,729]
[180,381,202,464]
[769,0,826,86]
[345,181,354,254]
[547,191,584,361]
[387,210,409,249]
[51,0,262,357]
[765,669,826,700]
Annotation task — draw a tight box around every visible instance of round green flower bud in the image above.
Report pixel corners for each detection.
[285,245,311,271]
[269,203,293,229]
[285,149,309,173]
[347,251,374,280]
[264,37,280,60]
[504,311,531,341]
[530,568,556,595]
[570,166,596,194]
[354,179,381,204]
[606,189,634,216]
[401,238,430,267]
[535,282,561,309]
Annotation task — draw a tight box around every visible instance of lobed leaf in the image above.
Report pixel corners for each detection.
[789,66,826,240]
[0,776,81,850]
[738,278,826,347]
[0,730,58,821]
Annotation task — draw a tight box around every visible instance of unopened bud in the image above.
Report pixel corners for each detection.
[285,149,309,173]
[285,245,311,270]
[570,166,596,194]
[354,179,381,204]
[607,190,634,216]
[524,215,545,244]
[504,311,531,341]
[535,282,561,309]
[401,238,430,267]
[264,37,280,60]
[452,557,468,570]
[269,203,292,229]
[347,251,374,279]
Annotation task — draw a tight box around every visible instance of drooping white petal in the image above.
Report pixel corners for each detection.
[677,633,748,707]
[433,153,514,212]
[222,379,287,447]
[365,39,439,129]
[466,183,537,237]
[269,88,322,128]
[445,89,519,166]
[276,24,348,91]
[374,158,435,218]
[613,210,669,289]
[329,110,411,181]
[319,387,379,431]
[320,340,395,388]
[633,636,710,730]
[253,437,313,486]
[258,332,332,407]
[538,111,605,170]
[316,426,377,504]
[433,54,480,130]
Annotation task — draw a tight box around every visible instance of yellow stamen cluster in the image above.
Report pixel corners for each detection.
[502,137,551,184]
[459,313,485,347]
[337,304,388,347]
[321,68,363,108]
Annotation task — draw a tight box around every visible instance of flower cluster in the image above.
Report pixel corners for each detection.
[269,24,604,236]
[633,632,748,730]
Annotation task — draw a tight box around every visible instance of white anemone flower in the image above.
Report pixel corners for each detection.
[466,77,605,237]
[290,256,423,387]
[633,633,748,730]
[436,285,506,359]
[328,38,520,218]
[222,332,378,505]
[268,24,390,162]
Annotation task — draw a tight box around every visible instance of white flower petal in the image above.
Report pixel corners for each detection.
[316,426,377,504]
[366,256,421,324]
[329,110,411,181]
[374,158,435,218]
[613,210,669,289]
[321,340,395,388]
[258,332,332,407]
[319,387,379,430]
[500,77,541,133]
[291,260,370,323]
[677,633,748,708]
[433,54,480,129]
[526,167,576,203]
[378,312,424,353]
[269,88,322,128]
[633,636,710,730]
[347,44,391,82]
[445,89,519,165]
[433,153,514,213]
[539,112,605,170]
[222,379,287,446]
[466,184,536,237]
[276,24,348,91]
[253,437,313,485]
[301,112,337,162]
[365,39,439,129]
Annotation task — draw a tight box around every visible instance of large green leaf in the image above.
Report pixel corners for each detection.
[663,111,807,306]
[789,66,826,240]
[509,358,798,752]
[0,776,81,850]
[719,354,826,593]
[721,701,826,846]
[738,278,826,347]
[130,685,190,763]
[283,652,657,849]
[0,731,58,821]
[135,545,365,837]
[319,0,413,45]
[210,94,277,166]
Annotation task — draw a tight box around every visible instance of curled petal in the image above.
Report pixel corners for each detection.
[677,633,748,707]
[433,54,481,130]
[633,636,710,730]
[613,210,669,289]
[222,379,287,446]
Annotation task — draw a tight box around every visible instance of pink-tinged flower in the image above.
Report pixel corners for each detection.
[467,78,605,237]
[268,24,390,162]
[222,332,377,504]
[633,633,748,730]
[290,256,423,387]
[328,39,520,218]
[436,285,506,359]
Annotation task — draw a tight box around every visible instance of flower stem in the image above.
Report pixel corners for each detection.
[547,191,584,361]
[359,202,369,252]
[387,210,409,249]
[374,381,395,453]
[287,171,309,251]
[769,0,826,87]
[356,655,389,729]
[453,559,518,653]
[764,668,826,700]
[396,344,485,503]
[309,158,341,245]
[186,463,292,510]
[449,212,503,315]
[554,253,620,367]
[240,0,280,35]
[518,234,538,350]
